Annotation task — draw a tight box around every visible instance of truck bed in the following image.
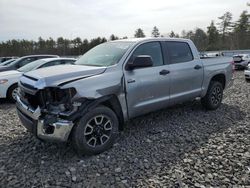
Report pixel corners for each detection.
[202,57,233,67]
[200,56,233,97]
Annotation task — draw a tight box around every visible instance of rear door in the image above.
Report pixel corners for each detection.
[124,41,170,118]
[163,41,203,105]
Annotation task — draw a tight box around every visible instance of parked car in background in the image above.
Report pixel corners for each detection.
[199,52,208,59]
[0,58,17,66]
[0,55,59,72]
[206,52,221,57]
[244,64,250,82]
[16,38,234,155]
[0,56,18,63]
[0,58,75,101]
[233,54,250,70]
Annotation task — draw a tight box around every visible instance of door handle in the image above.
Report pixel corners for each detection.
[194,65,202,70]
[159,69,170,75]
[127,79,135,83]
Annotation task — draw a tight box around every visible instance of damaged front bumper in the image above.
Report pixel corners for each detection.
[16,95,74,142]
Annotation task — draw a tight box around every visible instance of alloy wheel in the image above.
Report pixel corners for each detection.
[11,87,18,101]
[211,86,222,106]
[84,115,113,148]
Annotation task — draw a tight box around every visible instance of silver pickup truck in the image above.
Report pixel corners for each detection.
[16,38,234,155]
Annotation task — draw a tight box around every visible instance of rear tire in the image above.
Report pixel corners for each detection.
[7,84,18,102]
[72,105,119,155]
[201,81,223,110]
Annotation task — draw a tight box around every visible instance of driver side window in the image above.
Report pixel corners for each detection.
[131,42,163,67]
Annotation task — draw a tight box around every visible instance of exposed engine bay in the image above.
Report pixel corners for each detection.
[20,86,81,118]
[17,84,88,142]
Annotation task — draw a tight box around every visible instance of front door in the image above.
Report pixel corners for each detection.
[124,41,171,118]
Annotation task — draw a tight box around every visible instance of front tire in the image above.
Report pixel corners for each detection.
[72,105,119,155]
[201,81,223,110]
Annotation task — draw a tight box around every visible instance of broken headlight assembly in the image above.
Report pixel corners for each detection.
[39,87,81,117]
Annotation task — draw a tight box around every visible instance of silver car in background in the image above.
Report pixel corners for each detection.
[233,54,250,70]
[0,54,59,72]
[244,64,250,82]
[0,58,76,101]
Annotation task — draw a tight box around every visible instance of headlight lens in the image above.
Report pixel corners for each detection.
[0,79,8,84]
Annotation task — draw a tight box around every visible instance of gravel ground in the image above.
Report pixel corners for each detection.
[0,71,249,188]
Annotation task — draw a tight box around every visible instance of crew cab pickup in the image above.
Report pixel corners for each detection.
[16,38,234,155]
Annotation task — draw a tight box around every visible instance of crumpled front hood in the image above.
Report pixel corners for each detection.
[21,65,107,89]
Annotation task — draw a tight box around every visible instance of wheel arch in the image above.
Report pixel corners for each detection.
[7,82,18,97]
[70,95,125,131]
[201,73,226,98]
[210,74,226,89]
[99,95,125,131]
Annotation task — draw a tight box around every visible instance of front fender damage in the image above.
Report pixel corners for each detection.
[25,79,124,142]
[17,67,126,142]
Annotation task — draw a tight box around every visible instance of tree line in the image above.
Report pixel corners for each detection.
[0,4,249,57]
[141,6,250,51]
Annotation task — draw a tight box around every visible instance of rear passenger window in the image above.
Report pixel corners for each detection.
[166,42,193,64]
[131,42,163,67]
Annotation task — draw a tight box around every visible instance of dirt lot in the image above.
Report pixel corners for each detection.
[0,71,249,188]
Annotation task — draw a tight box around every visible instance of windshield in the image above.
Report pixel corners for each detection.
[18,59,45,72]
[75,42,134,67]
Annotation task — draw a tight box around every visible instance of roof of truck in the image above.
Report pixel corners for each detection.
[113,37,190,43]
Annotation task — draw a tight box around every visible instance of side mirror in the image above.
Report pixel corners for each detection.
[127,55,153,70]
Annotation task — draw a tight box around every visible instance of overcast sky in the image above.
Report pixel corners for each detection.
[0,0,249,41]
